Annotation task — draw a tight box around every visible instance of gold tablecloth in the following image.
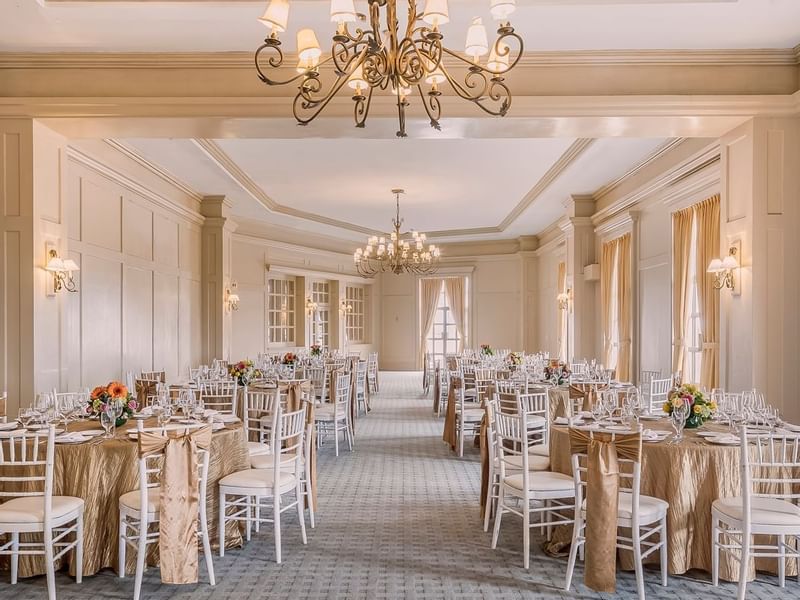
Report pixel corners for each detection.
[548,420,796,582]
[4,417,249,579]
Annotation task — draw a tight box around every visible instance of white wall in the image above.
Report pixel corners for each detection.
[533,245,565,357]
[60,143,204,388]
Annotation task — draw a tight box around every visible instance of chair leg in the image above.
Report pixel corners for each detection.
[523,498,531,570]
[483,465,494,532]
[246,496,253,540]
[44,527,56,600]
[200,504,215,586]
[458,421,464,458]
[133,518,147,600]
[660,516,668,586]
[218,492,226,557]
[305,463,315,529]
[334,422,340,457]
[632,524,645,600]
[565,519,581,591]
[273,495,282,564]
[296,482,307,545]
[254,498,260,534]
[737,531,750,600]
[778,534,786,587]
[76,511,84,584]
[491,500,503,549]
[10,532,18,584]
[711,519,720,586]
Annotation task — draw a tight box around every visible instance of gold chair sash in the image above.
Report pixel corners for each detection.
[281,380,317,510]
[137,425,213,585]
[568,428,641,593]
[135,379,158,408]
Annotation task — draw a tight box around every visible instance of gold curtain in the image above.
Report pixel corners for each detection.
[419,278,443,369]
[444,277,466,352]
[600,238,618,368]
[556,262,567,360]
[616,233,632,382]
[695,195,721,388]
[671,206,694,373]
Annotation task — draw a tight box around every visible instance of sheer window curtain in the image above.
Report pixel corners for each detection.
[695,195,720,388]
[444,277,466,353]
[556,262,567,360]
[419,278,443,369]
[672,206,694,375]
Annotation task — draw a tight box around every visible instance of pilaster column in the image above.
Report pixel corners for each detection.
[200,196,237,362]
[560,195,596,362]
[518,235,538,353]
[719,116,800,421]
[629,210,642,383]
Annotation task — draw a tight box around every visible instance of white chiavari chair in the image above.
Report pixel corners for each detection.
[474,368,496,404]
[354,359,368,415]
[118,429,214,600]
[436,366,449,417]
[0,426,84,600]
[367,352,379,393]
[517,391,550,456]
[314,372,353,456]
[491,411,575,569]
[199,380,238,415]
[495,378,524,396]
[139,371,164,382]
[455,376,483,458]
[243,388,280,458]
[565,429,668,600]
[712,427,800,599]
[306,366,327,403]
[569,362,587,378]
[648,378,672,414]
[219,405,307,563]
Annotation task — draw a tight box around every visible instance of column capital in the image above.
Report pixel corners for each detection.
[199,195,232,219]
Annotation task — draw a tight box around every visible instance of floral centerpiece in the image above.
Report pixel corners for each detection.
[309,344,322,358]
[544,362,571,385]
[87,381,137,427]
[282,352,297,365]
[662,383,716,429]
[228,360,263,386]
[507,352,523,367]
[480,344,494,357]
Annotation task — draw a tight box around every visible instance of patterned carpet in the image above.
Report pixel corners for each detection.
[2,372,796,599]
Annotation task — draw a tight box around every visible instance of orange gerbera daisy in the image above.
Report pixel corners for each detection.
[107,381,128,398]
[90,386,105,400]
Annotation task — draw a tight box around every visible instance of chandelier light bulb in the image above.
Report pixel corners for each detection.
[423,0,450,28]
[330,0,357,23]
[296,28,322,62]
[259,0,290,34]
[487,41,510,73]
[465,17,489,60]
[490,0,516,22]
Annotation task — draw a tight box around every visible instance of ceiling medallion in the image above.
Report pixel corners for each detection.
[353,189,441,277]
[255,0,523,137]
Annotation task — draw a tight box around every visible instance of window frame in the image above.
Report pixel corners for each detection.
[266,276,296,347]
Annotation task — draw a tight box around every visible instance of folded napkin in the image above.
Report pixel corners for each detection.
[554,416,584,426]
[211,413,239,424]
[641,429,667,441]
[710,434,740,444]
[55,432,90,443]
[203,409,220,418]
[137,407,154,417]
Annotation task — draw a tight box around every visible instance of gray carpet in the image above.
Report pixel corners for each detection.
[1,372,795,599]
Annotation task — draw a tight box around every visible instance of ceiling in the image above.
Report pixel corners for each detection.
[120,135,673,242]
[1,0,799,53]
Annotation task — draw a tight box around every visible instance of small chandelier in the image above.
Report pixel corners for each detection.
[255,0,523,137]
[354,189,440,277]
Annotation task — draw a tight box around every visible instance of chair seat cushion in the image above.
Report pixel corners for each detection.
[247,441,271,456]
[0,496,84,524]
[250,452,301,470]
[459,408,484,421]
[504,470,573,493]
[314,405,347,420]
[119,487,160,514]
[529,444,549,458]
[713,496,800,527]
[219,468,297,492]
[503,453,550,471]
[579,492,668,523]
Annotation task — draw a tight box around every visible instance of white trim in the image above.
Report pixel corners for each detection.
[267,264,374,286]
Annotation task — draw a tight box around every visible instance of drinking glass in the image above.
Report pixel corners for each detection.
[670,404,688,444]
[100,406,115,438]
[157,404,172,430]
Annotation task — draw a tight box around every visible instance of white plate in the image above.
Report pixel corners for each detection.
[708,436,741,446]
[696,431,721,438]
[639,414,664,421]
[79,429,105,437]
[605,425,634,432]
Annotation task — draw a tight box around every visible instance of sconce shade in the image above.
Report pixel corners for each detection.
[45,257,66,272]
[707,258,724,273]
[721,255,739,270]
[62,259,80,272]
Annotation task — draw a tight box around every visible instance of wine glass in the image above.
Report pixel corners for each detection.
[100,405,115,438]
[670,403,688,444]
[157,404,172,430]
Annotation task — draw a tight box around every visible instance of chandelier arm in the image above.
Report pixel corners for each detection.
[395,84,408,138]
[368,0,383,47]
[438,63,490,103]
[332,40,370,75]
[353,84,374,128]
[405,0,418,40]
[293,71,356,125]
[254,41,310,87]
[397,37,429,85]
[439,27,524,76]
[416,85,442,131]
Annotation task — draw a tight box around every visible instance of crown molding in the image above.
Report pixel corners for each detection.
[2,48,798,70]
[65,144,206,226]
[593,138,686,201]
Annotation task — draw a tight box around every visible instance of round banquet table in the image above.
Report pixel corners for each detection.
[548,419,795,582]
[3,417,250,580]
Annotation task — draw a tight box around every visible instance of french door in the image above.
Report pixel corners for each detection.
[426,284,462,365]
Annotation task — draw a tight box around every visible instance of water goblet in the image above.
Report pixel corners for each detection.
[100,405,115,438]
[670,404,688,444]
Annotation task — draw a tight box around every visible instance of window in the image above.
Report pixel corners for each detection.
[345,285,366,344]
[682,217,703,383]
[425,284,462,364]
[311,281,330,348]
[267,277,295,346]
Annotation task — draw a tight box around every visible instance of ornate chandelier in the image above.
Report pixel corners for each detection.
[353,189,441,277]
[255,0,523,137]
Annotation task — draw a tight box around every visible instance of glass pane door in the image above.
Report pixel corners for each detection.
[426,285,461,365]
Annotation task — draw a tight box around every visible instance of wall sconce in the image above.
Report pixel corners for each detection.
[44,248,79,294]
[339,300,353,316]
[224,281,240,312]
[305,298,318,316]
[707,245,739,291]
[557,288,572,310]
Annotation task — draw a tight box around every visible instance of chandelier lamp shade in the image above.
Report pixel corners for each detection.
[354,189,441,277]
[254,0,523,137]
